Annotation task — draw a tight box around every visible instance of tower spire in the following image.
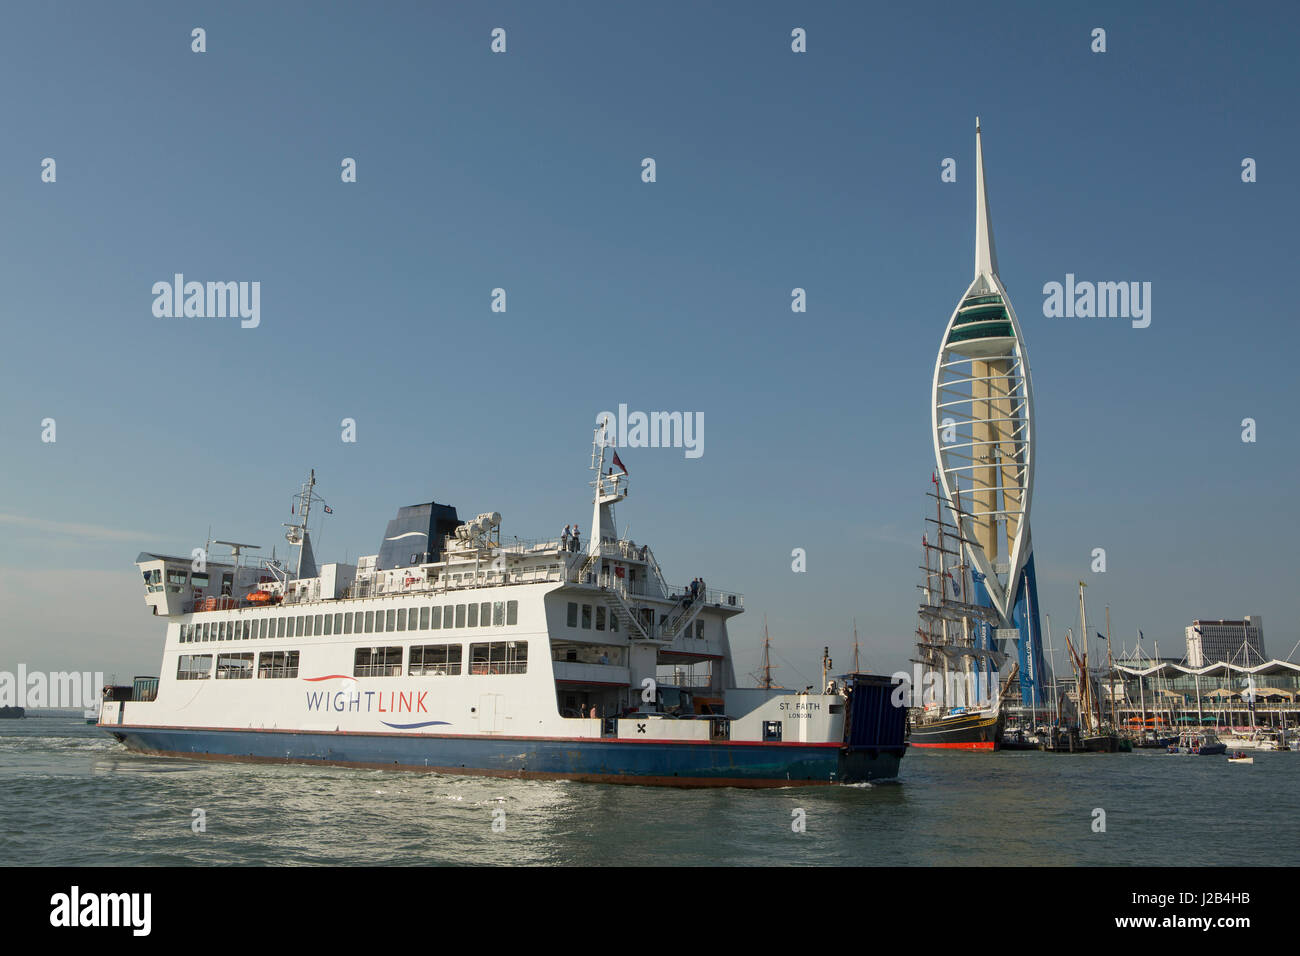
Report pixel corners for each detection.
[974,117,998,279]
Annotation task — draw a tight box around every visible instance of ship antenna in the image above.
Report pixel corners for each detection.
[284,468,326,580]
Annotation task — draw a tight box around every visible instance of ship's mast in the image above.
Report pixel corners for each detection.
[851,618,860,674]
[1045,612,1059,724]
[1105,605,1117,729]
[756,616,778,689]
[588,420,629,582]
[283,469,328,581]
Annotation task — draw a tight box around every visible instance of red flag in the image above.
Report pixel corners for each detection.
[612,451,627,474]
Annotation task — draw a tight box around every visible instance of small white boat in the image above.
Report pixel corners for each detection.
[1228,752,1254,764]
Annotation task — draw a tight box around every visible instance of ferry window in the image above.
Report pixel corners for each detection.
[344,612,353,635]
[455,604,466,628]
[324,614,333,636]
[506,601,518,626]
[386,609,396,631]
[217,620,226,641]
[694,621,705,639]
[567,602,577,627]
[763,720,782,742]
[243,620,252,640]
[396,608,407,632]
[467,603,478,627]
[429,606,440,630]
[596,607,606,631]
[469,641,527,675]
[609,613,618,633]
[480,602,491,626]
[493,602,505,627]
[443,606,454,628]
[354,646,403,678]
[277,617,286,638]
[364,610,374,632]
[216,653,253,679]
[167,569,188,592]
[201,622,210,641]
[192,573,209,589]
[258,651,299,679]
[409,644,462,676]
[419,607,430,630]
[582,605,592,629]
[290,616,300,637]
[313,614,323,635]
[334,613,343,634]
[177,654,212,680]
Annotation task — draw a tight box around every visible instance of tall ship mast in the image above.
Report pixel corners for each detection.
[103,428,908,786]
[908,476,1006,750]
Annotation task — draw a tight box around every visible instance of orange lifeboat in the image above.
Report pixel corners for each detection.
[245,590,278,604]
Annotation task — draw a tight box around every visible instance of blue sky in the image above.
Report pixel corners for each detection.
[2,1,1298,683]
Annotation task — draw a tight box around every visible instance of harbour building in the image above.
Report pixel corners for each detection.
[1185,617,1266,667]
[931,119,1048,709]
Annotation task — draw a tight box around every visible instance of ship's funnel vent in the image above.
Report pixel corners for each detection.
[376,500,461,570]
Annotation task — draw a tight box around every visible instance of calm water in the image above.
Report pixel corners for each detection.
[1,717,1295,866]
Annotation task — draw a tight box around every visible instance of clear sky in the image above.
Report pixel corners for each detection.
[2,1,1298,685]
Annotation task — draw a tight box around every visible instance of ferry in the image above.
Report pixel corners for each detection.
[99,430,907,787]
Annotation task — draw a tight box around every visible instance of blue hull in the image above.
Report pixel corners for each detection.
[106,726,902,787]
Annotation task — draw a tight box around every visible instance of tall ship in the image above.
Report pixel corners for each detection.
[99,429,907,787]
[908,480,1005,750]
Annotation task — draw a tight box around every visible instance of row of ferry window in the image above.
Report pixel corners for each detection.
[176,641,528,680]
[565,601,706,639]
[566,602,619,631]
[178,601,520,644]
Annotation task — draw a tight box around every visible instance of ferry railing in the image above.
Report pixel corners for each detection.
[340,565,568,601]
[354,664,403,678]
[665,585,743,609]
[501,537,566,555]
